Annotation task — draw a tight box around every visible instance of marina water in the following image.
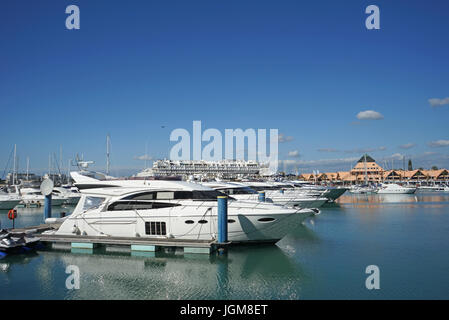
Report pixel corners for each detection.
[1,192,448,299]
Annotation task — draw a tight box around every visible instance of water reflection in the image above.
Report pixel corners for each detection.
[0,243,307,299]
[338,192,449,208]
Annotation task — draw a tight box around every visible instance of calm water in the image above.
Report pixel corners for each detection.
[1,192,449,300]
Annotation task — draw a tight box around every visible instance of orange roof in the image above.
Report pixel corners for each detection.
[422,169,448,178]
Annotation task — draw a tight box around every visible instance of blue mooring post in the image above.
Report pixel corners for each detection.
[44,194,52,220]
[217,196,228,243]
[258,191,266,202]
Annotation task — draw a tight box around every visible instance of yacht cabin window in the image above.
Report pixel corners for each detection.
[217,187,257,195]
[122,190,232,201]
[107,201,181,211]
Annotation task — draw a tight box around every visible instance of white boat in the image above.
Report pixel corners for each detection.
[19,187,67,206]
[49,173,310,243]
[279,181,348,201]
[376,183,416,194]
[202,181,326,210]
[241,181,329,207]
[418,185,446,192]
[349,185,378,194]
[53,187,81,205]
[0,191,21,210]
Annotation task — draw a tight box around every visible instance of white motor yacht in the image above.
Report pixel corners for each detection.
[418,185,446,192]
[50,173,309,243]
[19,187,67,206]
[349,185,378,194]
[202,181,325,211]
[0,191,21,210]
[241,181,328,208]
[288,181,348,201]
[53,187,81,205]
[376,183,416,194]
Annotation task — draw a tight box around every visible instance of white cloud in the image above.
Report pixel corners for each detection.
[317,148,339,153]
[399,143,416,150]
[134,154,153,161]
[288,150,300,157]
[428,140,449,148]
[344,146,386,153]
[278,133,294,143]
[388,153,405,160]
[279,157,358,168]
[428,97,449,107]
[356,110,384,120]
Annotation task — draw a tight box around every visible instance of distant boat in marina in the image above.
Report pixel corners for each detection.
[377,183,416,194]
[0,190,21,210]
[202,181,326,210]
[349,185,378,194]
[52,187,81,205]
[18,187,67,206]
[417,184,448,192]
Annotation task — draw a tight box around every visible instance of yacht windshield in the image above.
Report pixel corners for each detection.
[81,196,106,211]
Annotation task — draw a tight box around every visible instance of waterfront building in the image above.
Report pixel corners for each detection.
[299,154,449,185]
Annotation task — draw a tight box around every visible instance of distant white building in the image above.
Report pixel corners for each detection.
[137,159,271,179]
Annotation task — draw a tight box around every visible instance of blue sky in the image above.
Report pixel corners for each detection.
[1,0,448,176]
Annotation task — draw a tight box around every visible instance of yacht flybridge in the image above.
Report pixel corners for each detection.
[48,173,310,243]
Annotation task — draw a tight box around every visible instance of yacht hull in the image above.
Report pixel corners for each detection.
[0,200,21,210]
[21,196,66,206]
[55,205,310,243]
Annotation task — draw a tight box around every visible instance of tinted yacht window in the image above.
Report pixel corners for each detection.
[108,201,180,211]
[217,187,257,195]
[124,190,231,201]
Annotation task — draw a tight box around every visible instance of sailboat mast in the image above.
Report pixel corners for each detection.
[26,156,29,180]
[145,142,148,169]
[12,144,17,185]
[67,159,71,184]
[106,134,110,175]
[60,145,63,172]
[48,153,52,178]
